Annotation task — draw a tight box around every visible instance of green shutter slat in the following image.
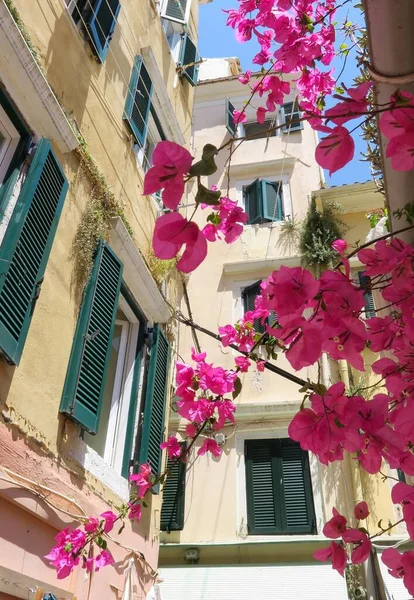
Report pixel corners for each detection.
[139,325,171,493]
[282,101,303,133]
[262,181,283,222]
[280,439,315,534]
[179,34,199,87]
[244,179,263,224]
[123,57,153,146]
[163,0,187,22]
[358,271,375,318]
[86,0,120,63]
[243,281,265,334]
[161,444,186,531]
[0,139,68,365]
[245,440,279,534]
[226,99,237,136]
[60,242,123,433]
[397,469,406,483]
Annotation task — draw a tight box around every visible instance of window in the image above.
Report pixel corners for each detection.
[242,280,277,335]
[243,179,283,225]
[124,57,153,147]
[178,34,199,87]
[138,107,166,174]
[0,87,31,190]
[226,99,237,136]
[281,101,303,133]
[161,443,187,531]
[0,138,68,365]
[160,0,188,24]
[65,0,120,63]
[245,438,316,535]
[242,119,276,140]
[358,271,375,318]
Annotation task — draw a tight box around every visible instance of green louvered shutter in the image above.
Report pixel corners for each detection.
[226,99,237,136]
[86,0,120,63]
[280,439,315,534]
[281,101,303,133]
[139,325,171,492]
[358,271,375,318]
[161,445,186,531]
[123,57,153,146]
[243,281,265,334]
[262,181,283,222]
[245,440,279,534]
[244,179,262,224]
[178,34,199,86]
[0,139,68,365]
[245,439,315,535]
[162,0,187,23]
[60,241,123,433]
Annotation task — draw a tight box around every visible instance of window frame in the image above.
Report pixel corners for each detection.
[160,0,191,26]
[237,176,292,227]
[240,118,278,141]
[243,178,284,225]
[280,101,303,133]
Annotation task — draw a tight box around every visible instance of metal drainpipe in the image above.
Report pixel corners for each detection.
[363,0,414,242]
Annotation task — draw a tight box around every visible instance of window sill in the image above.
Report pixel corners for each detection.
[243,534,320,543]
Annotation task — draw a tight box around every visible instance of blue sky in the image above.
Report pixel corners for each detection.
[198,2,372,187]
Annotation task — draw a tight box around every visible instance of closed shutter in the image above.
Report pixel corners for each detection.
[60,241,123,433]
[281,101,303,133]
[123,57,153,146]
[242,281,265,334]
[226,99,237,136]
[245,438,316,535]
[139,325,171,492]
[244,179,262,224]
[358,271,375,318]
[161,0,187,23]
[178,34,199,86]
[161,445,186,531]
[86,0,121,63]
[0,139,68,365]
[262,181,283,221]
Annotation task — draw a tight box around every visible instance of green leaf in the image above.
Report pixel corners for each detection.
[207,212,221,225]
[377,519,383,530]
[188,144,218,177]
[95,536,107,550]
[195,183,221,206]
[142,500,148,508]
[232,376,242,400]
[118,522,126,535]
[299,382,311,394]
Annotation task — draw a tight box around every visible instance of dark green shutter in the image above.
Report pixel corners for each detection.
[245,438,316,535]
[86,0,120,63]
[244,179,262,224]
[123,57,153,146]
[60,241,123,433]
[178,34,199,86]
[162,0,187,23]
[358,271,375,318]
[397,469,406,483]
[262,181,283,221]
[0,139,68,365]
[161,445,186,531]
[281,101,303,133]
[226,99,237,136]
[139,325,171,492]
[243,281,265,334]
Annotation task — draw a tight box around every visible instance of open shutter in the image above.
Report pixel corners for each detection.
[86,0,121,63]
[60,241,123,433]
[178,34,199,86]
[226,99,237,136]
[245,440,279,534]
[161,445,186,531]
[242,281,265,334]
[139,325,171,492]
[358,271,375,318]
[161,0,187,23]
[0,139,68,365]
[262,181,283,222]
[244,179,262,225]
[123,57,153,146]
[280,439,316,534]
[281,101,303,133]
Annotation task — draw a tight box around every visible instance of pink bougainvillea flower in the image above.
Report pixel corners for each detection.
[219,324,238,347]
[198,438,222,457]
[191,347,207,362]
[383,550,414,596]
[238,70,251,84]
[256,360,266,372]
[153,212,208,273]
[342,528,371,564]
[130,463,152,497]
[332,239,348,255]
[256,106,267,123]
[84,517,99,533]
[143,141,192,210]
[160,436,184,459]
[315,126,355,175]
[354,501,369,520]
[264,266,320,317]
[100,511,117,533]
[95,550,114,571]
[386,132,414,171]
[235,356,251,372]
[128,502,142,522]
[185,423,198,438]
[322,507,347,539]
[233,109,247,124]
[314,542,347,576]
